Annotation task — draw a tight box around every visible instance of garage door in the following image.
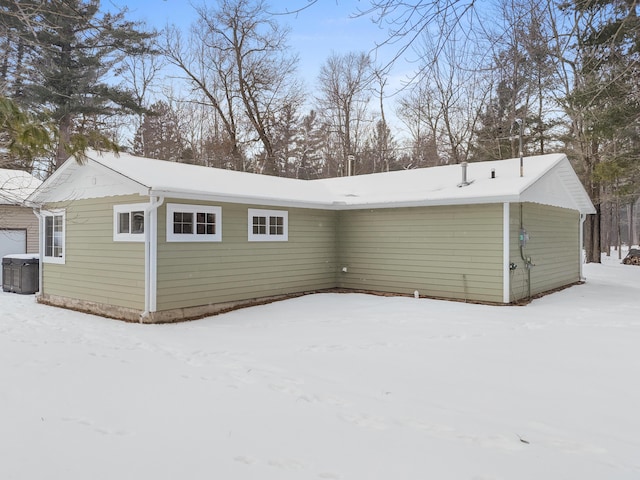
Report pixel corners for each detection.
[0,229,26,259]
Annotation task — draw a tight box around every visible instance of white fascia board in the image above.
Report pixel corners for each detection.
[148,189,332,210]
[329,195,522,210]
[150,188,523,211]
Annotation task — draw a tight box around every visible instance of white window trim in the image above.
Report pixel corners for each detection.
[166,203,222,242]
[113,203,147,242]
[42,209,65,264]
[248,208,288,242]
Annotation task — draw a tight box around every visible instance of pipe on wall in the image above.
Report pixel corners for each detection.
[580,213,587,281]
[503,202,510,304]
[32,208,44,297]
[141,195,164,323]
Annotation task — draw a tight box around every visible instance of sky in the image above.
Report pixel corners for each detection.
[108,0,414,104]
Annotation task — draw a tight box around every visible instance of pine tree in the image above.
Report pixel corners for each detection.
[289,110,324,179]
[0,95,49,169]
[13,0,155,168]
[134,101,183,161]
[563,0,640,262]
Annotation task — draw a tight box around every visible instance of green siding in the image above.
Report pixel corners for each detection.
[156,201,337,311]
[509,203,580,302]
[337,204,505,303]
[41,194,584,318]
[42,195,146,310]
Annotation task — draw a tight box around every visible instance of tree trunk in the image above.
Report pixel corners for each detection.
[629,201,638,246]
[604,201,611,256]
[56,114,72,169]
[585,206,601,263]
[0,35,11,83]
[617,198,622,260]
[583,139,602,263]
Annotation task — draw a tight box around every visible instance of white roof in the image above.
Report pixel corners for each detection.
[0,168,42,205]
[28,150,595,214]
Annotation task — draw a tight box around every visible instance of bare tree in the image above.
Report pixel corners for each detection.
[399,27,490,165]
[469,0,562,162]
[369,68,395,172]
[163,23,246,170]
[211,0,303,175]
[120,53,164,153]
[164,0,302,175]
[316,51,373,176]
[357,0,478,76]
[396,83,442,168]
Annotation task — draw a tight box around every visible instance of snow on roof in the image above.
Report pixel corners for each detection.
[0,168,42,205]
[319,154,595,214]
[29,150,595,214]
[318,156,548,206]
[91,151,330,207]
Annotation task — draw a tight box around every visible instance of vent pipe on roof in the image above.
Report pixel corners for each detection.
[458,162,472,187]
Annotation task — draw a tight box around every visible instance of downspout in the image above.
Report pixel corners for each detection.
[33,208,44,298]
[503,203,510,304]
[140,195,164,323]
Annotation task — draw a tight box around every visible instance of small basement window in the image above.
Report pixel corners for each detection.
[42,209,65,264]
[248,208,288,241]
[166,203,222,242]
[114,203,147,242]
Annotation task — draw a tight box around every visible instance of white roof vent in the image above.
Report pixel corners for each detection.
[457,162,474,187]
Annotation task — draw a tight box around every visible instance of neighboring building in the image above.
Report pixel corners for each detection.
[27,150,595,322]
[0,168,41,259]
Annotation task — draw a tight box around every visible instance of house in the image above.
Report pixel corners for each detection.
[27,150,595,322]
[0,168,41,259]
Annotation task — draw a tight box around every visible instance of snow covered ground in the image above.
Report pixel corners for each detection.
[1,252,639,480]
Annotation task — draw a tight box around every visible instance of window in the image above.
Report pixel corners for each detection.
[166,204,222,242]
[248,208,288,241]
[42,210,65,264]
[114,203,147,242]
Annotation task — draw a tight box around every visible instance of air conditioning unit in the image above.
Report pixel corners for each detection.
[2,254,39,294]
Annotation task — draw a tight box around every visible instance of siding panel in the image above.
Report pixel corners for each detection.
[156,201,337,310]
[42,195,146,310]
[509,203,580,301]
[337,204,505,303]
[40,194,582,318]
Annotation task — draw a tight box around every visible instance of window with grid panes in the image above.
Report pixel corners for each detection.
[166,204,221,242]
[248,209,288,241]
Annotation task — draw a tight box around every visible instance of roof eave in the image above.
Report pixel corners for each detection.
[330,195,521,210]
[150,187,523,211]
[148,189,332,210]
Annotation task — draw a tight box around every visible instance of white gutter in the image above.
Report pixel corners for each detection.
[503,203,510,304]
[148,188,525,211]
[140,195,164,323]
